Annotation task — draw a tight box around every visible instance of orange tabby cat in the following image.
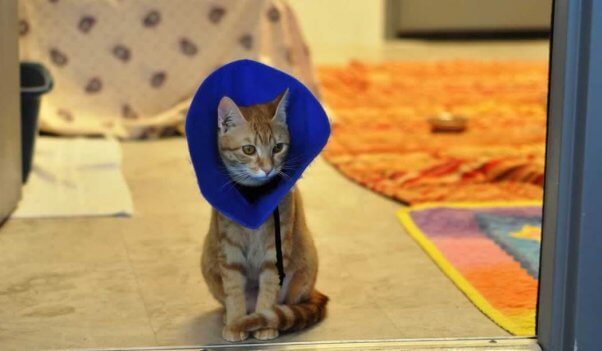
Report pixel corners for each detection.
[201,89,328,342]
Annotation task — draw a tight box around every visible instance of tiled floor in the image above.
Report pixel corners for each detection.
[0,40,549,350]
[0,139,504,350]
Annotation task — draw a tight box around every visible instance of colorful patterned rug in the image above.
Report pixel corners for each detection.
[397,202,542,335]
[318,61,548,205]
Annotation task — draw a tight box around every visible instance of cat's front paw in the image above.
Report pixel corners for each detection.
[253,328,279,340]
[222,325,249,342]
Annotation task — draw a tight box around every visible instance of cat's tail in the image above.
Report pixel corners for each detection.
[233,290,329,333]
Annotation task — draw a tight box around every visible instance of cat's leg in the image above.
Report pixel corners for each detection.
[253,218,294,340]
[245,284,258,314]
[253,258,281,340]
[220,239,249,342]
[283,269,312,304]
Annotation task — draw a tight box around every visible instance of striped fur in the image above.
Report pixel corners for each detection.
[202,92,328,342]
[232,290,329,333]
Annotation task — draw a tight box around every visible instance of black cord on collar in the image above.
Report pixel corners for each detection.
[234,180,286,286]
[273,207,286,286]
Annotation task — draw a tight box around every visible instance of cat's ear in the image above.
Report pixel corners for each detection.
[272,88,289,124]
[217,96,246,133]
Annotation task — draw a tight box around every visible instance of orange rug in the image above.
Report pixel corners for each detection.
[318,61,548,204]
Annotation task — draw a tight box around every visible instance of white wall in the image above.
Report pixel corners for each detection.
[396,0,552,32]
[288,0,385,51]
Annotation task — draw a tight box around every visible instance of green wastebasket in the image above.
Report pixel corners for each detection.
[20,62,53,183]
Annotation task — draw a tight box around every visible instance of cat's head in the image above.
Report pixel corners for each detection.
[217,89,290,187]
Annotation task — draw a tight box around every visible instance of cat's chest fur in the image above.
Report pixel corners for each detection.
[242,227,270,280]
[217,190,294,282]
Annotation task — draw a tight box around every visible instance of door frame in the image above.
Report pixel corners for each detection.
[537,0,602,350]
[0,0,21,225]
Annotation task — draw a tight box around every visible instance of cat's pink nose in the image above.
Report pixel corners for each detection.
[260,166,273,175]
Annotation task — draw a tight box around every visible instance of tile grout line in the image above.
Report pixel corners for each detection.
[119,230,161,346]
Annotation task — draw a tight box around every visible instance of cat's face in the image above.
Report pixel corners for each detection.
[217,89,290,187]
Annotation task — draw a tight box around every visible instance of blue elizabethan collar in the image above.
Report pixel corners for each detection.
[185,59,331,229]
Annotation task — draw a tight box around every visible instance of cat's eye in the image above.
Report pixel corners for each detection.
[241,145,256,155]
[273,143,285,154]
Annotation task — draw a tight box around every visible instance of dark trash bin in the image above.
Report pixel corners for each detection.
[20,62,53,183]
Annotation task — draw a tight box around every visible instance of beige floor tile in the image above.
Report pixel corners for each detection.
[119,219,218,345]
[382,305,508,338]
[0,262,156,350]
[0,218,129,265]
[152,306,225,346]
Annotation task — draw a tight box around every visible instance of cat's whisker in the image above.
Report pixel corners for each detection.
[283,158,303,167]
[277,171,291,180]
[282,162,300,168]
[283,155,303,164]
[220,178,239,190]
[281,163,301,171]
[219,167,254,190]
